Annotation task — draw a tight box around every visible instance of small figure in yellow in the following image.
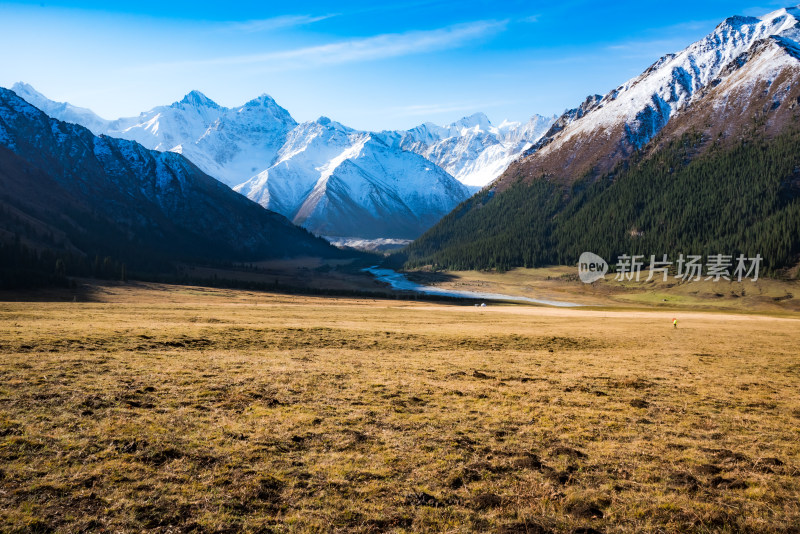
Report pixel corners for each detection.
[673,317,678,329]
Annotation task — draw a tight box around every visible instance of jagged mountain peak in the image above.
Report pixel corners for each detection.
[551,9,797,147]
[235,123,470,239]
[243,93,282,108]
[8,82,110,135]
[11,82,42,98]
[760,5,800,22]
[233,94,296,130]
[0,87,344,267]
[402,5,800,274]
[175,90,220,109]
[503,4,800,191]
[313,116,352,132]
[451,111,492,131]
[9,82,52,112]
[720,14,762,30]
[372,110,555,187]
[5,82,549,237]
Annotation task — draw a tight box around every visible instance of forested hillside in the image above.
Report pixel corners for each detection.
[399,131,800,274]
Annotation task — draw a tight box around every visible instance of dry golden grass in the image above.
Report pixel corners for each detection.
[407,266,800,314]
[1,282,799,533]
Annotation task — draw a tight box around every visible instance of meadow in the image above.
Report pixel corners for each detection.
[0,281,799,533]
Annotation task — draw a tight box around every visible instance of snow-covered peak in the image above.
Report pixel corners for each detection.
[270,117,360,169]
[496,119,522,131]
[509,5,800,187]
[243,93,281,108]
[10,82,110,135]
[235,119,470,239]
[175,90,221,110]
[228,94,296,131]
[11,82,44,103]
[314,116,353,134]
[373,111,555,187]
[538,6,800,153]
[10,82,54,116]
[760,5,800,23]
[452,112,493,133]
[6,82,551,229]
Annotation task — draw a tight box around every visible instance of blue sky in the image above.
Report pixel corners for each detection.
[0,0,793,130]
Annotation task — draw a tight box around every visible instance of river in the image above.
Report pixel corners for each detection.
[363,267,582,307]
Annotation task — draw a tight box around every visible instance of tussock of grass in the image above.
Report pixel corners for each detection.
[0,282,798,532]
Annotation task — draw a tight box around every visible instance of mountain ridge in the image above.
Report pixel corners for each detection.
[7,83,554,240]
[399,5,800,273]
[0,87,344,280]
[494,6,800,190]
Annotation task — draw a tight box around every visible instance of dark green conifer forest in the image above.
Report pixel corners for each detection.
[399,131,800,275]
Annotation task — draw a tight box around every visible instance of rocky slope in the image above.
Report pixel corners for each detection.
[0,88,343,274]
[496,6,800,188]
[8,84,553,239]
[400,6,800,272]
[376,112,554,187]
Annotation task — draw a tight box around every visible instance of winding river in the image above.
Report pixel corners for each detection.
[363,266,582,307]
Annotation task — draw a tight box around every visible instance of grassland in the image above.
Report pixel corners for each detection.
[405,266,800,314]
[1,281,799,533]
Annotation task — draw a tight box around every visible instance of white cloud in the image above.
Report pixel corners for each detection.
[224,14,336,33]
[606,39,682,52]
[143,19,507,71]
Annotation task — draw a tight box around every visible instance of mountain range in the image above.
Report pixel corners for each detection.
[10,83,553,241]
[0,87,344,285]
[5,4,800,283]
[400,6,800,273]
[374,112,554,187]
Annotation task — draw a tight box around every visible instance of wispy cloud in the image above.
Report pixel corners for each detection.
[604,17,723,57]
[224,14,336,33]
[606,38,682,52]
[334,0,464,18]
[657,18,723,33]
[141,19,507,72]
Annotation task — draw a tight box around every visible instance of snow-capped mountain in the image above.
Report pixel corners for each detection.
[403,5,800,271]
[0,87,342,267]
[507,6,800,184]
[105,90,298,187]
[7,86,480,240]
[11,84,552,192]
[11,82,110,136]
[10,84,297,187]
[376,112,555,187]
[235,117,470,239]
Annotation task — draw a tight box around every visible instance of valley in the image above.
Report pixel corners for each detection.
[2,4,800,533]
